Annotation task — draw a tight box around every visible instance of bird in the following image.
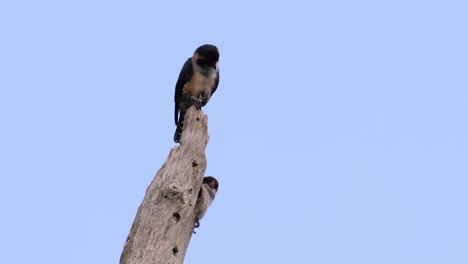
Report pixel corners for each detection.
[194,176,219,230]
[173,44,220,143]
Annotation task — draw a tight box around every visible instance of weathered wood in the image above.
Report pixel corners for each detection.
[120,106,210,264]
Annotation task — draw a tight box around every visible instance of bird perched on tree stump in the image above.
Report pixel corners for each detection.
[173,44,220,143]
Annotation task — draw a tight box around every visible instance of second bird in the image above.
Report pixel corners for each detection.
[173,44,220,143]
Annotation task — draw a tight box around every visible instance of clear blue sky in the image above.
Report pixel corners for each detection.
[1,0,467,263]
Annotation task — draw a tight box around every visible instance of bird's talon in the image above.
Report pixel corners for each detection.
[195,100,202,110]
[190,97,202,110]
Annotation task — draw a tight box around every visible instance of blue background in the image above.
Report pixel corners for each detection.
[1,0,467,263]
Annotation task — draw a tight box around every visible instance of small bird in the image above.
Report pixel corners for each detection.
[194,176,219,229]
[173,44,220,143]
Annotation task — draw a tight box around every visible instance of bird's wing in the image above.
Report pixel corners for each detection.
[174,58,193,125]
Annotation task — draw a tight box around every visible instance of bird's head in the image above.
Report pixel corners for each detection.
[203,176,219,192]
[193,44,219,70]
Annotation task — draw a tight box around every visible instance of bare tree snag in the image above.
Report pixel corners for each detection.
[120,106,210,264]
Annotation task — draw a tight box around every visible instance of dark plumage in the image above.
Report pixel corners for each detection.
[173,44,220,143]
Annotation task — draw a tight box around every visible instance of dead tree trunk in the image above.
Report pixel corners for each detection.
[120,106,210,264]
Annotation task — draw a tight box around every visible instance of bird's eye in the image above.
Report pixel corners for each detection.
[197,59,205,66]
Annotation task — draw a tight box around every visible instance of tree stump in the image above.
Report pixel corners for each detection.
[120,106,210,264]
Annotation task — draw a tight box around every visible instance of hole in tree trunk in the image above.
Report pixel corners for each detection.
[173,212,181,222]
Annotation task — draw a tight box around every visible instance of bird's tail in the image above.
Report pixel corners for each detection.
[173,111,185,143]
